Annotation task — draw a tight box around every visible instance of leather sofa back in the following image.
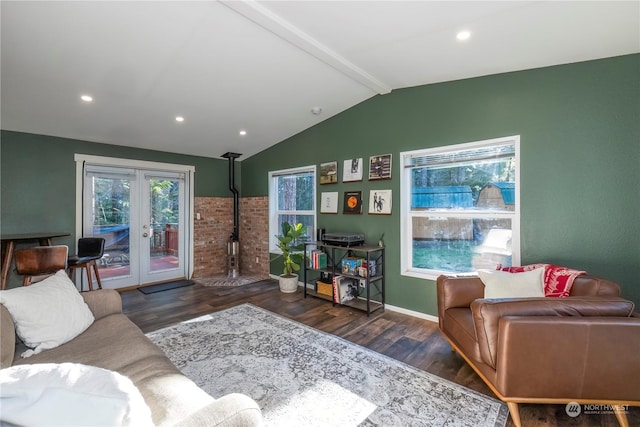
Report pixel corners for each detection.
[437,274,621,326]
[569,276,620,296]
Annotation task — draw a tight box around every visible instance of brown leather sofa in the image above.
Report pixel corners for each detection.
[437,275,640,427]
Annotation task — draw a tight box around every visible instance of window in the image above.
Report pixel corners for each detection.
[400,136,520,279]
[269,165,316,252]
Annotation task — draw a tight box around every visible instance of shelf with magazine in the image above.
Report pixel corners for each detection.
[303,242,385,316]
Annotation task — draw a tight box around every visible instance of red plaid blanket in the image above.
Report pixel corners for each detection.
[496,263,586,297]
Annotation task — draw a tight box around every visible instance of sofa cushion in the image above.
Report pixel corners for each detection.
[13,313,216,426]
[0,362,153,427]
[478,267,545,298]
[497,263,586,297]
[471,296,635,369]
[0,270,94,357]
[441,308,482,363]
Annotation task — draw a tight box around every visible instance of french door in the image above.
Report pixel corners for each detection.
[76,156,193,289]
[140,172,186,284]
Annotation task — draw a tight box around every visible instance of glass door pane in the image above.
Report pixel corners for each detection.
[85,173,134,285]
[141,174,185,283]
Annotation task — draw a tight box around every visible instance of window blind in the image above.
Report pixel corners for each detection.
[405,142,516,169]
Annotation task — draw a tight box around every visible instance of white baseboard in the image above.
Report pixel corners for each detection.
[384,304,438,323]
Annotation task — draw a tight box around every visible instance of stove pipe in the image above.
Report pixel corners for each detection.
[221,152,242,278]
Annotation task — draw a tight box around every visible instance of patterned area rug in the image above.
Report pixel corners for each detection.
[147,304,508,427]
[194,275,268,287]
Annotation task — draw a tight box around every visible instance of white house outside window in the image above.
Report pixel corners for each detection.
[269,165,316,252]
[400,136,520,280]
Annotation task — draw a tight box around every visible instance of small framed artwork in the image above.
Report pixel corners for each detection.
[342,158,363,182]
[343,191,363,214]
[369,189,392,215]
[320,161,338,184]
[369,154,392,180]
[320,192,339,214]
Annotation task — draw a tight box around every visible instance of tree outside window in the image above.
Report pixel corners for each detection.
[401,137,520,279]
[269,166,316,251]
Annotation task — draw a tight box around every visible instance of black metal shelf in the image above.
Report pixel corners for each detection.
[303,242,385,316]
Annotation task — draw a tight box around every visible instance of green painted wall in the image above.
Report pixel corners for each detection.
[242,54,640,315]
[1,131,234,286]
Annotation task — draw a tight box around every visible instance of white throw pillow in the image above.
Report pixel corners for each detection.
[478,267,545,299]
[0,270,95,357]
[0,363,153,427]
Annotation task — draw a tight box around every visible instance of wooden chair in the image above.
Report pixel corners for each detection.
[14,245,69,286]
[67,237,105,291]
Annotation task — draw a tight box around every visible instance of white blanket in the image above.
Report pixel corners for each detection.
[0,363,153,427]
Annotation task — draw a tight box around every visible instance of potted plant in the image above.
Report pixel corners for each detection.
[275,222,307,293]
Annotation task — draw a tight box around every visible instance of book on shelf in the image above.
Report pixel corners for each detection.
[317,251,327,269]
[332,275,342,303]
[308,249,327,269]
[341,257,363,275]
[339,277,359,304]
[332,275,359,304]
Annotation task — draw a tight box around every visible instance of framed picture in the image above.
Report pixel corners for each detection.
[320,161,338,184]
[342,158,363,182]
[369,154,392,180]
[320,192,339,214]
[343,191,363,214]
[369,189,392,215]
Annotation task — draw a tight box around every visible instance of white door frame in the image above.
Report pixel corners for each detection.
[74,154,195,287]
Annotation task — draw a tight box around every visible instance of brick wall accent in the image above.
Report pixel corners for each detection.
[193,197,233,278]
[239,196,270,277]
[193,196,269,278]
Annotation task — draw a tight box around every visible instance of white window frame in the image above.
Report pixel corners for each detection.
[268,165,317,253]
[400,135,520,280]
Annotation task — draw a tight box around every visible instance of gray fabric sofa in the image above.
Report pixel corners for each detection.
[1,289,263,427]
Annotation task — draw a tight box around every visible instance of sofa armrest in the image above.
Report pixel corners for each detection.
[471,296,635,368]
[81,289,122,320]
[1,304,16,368]
[174,393,263,427]
[436,275,484,328]
[495,316,640,401]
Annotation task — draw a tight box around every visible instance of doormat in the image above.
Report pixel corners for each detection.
[138,280,195,294]
[195,275,270,287]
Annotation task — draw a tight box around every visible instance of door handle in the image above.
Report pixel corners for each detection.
[143,232,149,238]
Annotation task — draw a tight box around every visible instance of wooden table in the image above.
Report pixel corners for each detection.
[1,232,71,289]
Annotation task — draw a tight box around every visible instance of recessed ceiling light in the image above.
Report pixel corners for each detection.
[456,31,471,41]
[81,95,93,102]
[239,130,247,136]
[311,106,323,115]
[175,116,185,123]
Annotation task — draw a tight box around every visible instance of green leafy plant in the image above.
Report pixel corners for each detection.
[276,222,307,276]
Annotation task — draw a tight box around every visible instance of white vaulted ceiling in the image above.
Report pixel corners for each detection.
[1,1,638,160]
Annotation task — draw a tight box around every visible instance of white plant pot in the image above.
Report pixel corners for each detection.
[279,274,299,293]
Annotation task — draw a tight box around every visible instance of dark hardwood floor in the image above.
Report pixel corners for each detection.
[121,279,636,427]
